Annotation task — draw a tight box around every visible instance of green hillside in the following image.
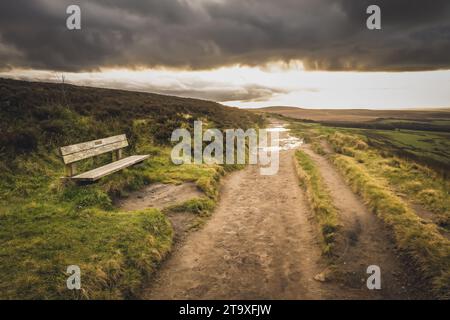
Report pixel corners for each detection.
[0,78,264,299]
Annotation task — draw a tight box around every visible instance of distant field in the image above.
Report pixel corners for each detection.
[355,129,450,172]
[257,106,450,171]
[255,106,450,124]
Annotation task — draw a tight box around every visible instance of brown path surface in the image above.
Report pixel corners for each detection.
[144,149,337,299]
[117,182,203,211]
[141,121,427,300]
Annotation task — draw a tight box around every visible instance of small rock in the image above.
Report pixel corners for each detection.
[314,272,327,282]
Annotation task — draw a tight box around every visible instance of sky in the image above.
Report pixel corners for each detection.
[1,0,450,109]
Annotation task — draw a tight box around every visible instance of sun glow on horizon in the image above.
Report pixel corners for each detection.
[1,61,450,110]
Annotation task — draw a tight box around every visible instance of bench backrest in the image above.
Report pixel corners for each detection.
[60,134,128,164]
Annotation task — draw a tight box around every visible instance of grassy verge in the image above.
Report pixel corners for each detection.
[164,198,216,216]
[327,131,450,297]
[332,154,450,298]
[290,123,450,297]
[295,150,339,256]
[328,132,449,231]
[0,146,226,299]
[311,141,327,156]
[0,206,172,299]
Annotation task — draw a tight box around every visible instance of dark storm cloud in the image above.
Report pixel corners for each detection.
[0,0,449,72]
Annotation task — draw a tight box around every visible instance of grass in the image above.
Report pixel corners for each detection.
[328,132,450,231]
[0,145,227,299]
[325,131,450,298]
[358,129,450,173]
[164,198,216,216]
[295,150,339,256]
[286,117,450,297]
[311,142,327,156]
[0,78,263,299]
[331,154,450,298]
[366,156,449,230]
[256,107,450,125]
[0,206,172,299]
[288,121,322,143]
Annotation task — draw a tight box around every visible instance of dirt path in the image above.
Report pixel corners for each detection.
[144,144,343,299]
[140,121,427,300]
[302,145,427,299]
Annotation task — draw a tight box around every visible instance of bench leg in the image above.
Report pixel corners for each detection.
[65,163,77,177]
[113,149,123,161]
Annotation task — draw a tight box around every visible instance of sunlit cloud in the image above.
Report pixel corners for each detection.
[2,61,450,109]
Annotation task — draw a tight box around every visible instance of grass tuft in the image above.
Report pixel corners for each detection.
[295,150,340,257]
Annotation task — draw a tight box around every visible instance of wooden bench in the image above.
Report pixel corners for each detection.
[60,134,149,182]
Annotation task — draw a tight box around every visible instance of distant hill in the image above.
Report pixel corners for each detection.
[255,106,450,123]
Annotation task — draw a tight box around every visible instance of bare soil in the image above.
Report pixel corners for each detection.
[144,149,339,299]
[123,121,429,300]
[117,182,206,246]
[116,182,203,211]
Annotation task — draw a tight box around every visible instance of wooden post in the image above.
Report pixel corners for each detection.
[114,149,123,161]
[65,163,77,177]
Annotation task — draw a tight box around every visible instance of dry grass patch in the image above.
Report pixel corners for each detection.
[332,154,450,298]
[295,150,339,256]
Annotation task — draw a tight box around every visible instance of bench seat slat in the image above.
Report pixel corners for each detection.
[71,155,150,182]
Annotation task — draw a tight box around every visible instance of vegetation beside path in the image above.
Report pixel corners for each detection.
[328,132,450,298]
[288,117,450,299]
[0,78,264,299]
[295,150,339,257]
